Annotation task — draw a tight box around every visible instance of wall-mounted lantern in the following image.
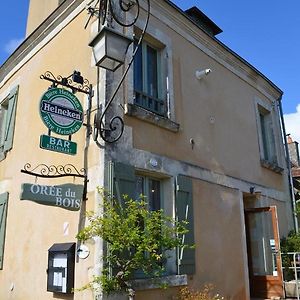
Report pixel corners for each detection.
[47,243,75,294]
[85,0,151,143]
[89,26,133,72]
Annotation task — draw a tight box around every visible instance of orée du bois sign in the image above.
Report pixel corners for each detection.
[40,88,83,135]
[20,183,83,211]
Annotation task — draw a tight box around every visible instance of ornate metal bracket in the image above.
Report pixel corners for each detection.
[21,163,86,179]
[40,71,92,95]
[85,0,141,28]
[21,163,88,201]
[87,0,151,143]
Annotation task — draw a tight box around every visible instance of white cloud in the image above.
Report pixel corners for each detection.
[284,104,300,143]
[4,38,23,54]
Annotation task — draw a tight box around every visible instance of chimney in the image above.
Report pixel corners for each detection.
[26,0,63,36]
[287,135,300,167]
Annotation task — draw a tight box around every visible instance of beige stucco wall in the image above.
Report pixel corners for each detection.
[135,180,248,300]
[125,9,285,192]
[0,9,104,300]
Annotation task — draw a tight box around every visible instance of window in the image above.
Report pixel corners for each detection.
[0,86,19,161]
[134,40,166,116]
[109,161,195,277]
[0,192,9,270]
[258,105,277,164]
[135,175,161,212]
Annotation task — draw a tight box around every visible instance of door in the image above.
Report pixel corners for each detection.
[245,206,283,298]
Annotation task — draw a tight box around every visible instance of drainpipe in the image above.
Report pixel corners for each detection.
[277,96,299,233]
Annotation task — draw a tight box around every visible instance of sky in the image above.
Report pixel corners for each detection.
[0,0,300,140]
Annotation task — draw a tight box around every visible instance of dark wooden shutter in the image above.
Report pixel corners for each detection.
[108,161,135,207]
[176,175,195,275]
[0,192,9,270]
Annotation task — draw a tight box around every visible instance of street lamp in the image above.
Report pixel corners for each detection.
[89,26,133,71]
[86,0,150,143]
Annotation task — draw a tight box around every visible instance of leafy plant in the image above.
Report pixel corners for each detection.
[176,285,225,300]
[281,230,300,281]
[76,190,189,299]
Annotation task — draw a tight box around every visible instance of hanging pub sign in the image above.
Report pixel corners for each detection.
[39,88,83,136]
[40,134,77,155]
[20,183,83,211]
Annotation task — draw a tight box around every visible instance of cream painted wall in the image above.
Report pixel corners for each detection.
[134,180,248,300]
[125,10,285,192]
[0,10,103,300]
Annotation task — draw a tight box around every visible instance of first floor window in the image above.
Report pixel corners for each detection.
[258,105,277,164]
[134,39,166,116]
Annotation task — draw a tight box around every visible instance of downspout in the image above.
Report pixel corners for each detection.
[277,96,299,233]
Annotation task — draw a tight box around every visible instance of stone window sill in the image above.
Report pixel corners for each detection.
[131,274,188,291]
[125,103,180,133]
[260,159,284,174]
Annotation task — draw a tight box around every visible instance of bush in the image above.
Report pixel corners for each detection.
[76,191,189,298]
[177,285,225,300]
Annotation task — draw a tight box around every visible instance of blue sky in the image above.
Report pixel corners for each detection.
[1,0,300,139]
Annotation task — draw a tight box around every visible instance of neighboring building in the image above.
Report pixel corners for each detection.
[287,135,300,215]
[0,0,295,299]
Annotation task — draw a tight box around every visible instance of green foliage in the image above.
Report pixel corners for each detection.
[281,230,300,281]
[281,231,300,253]
[76,191,189,296]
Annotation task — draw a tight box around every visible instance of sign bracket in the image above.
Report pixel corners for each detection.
[21,163,88,201]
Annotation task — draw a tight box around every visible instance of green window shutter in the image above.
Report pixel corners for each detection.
[108,161,136,207]
[3,86,19,153]
[0,192,9,270]
[176,175,195,275]
[107,162,135,275]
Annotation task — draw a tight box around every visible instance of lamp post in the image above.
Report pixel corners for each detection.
[86,0,150,143]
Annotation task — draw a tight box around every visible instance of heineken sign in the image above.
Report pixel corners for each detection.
[40,88,83,135]
[20,183,83,211]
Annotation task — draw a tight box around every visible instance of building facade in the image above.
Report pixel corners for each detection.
[0,0,294,299]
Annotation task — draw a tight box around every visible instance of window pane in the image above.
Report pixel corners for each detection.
[135,176,144,199]
[146,45,158,98]
[247,211,277,276]
[260,111,277,163]
[149,179,160,211]
[260,113,269,161]
[134,41,143,92]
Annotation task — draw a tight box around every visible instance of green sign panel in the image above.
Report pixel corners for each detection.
[40,88,83,135]
[40,135,77,155]
[20,183,83,211]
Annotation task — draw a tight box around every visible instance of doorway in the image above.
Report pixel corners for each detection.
[244,206,284,298]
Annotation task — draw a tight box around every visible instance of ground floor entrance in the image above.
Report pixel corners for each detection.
[244,206,284,299]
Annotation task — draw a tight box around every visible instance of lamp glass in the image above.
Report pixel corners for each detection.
[89,26,133,71]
